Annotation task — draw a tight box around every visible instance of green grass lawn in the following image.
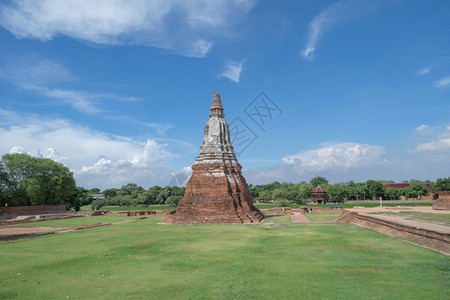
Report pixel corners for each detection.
[303,211,342,221]
[370,211,450,226]
[1,214,448,299]
[101,205,176,211]
[14,215,135,227]
[80,205,177,212]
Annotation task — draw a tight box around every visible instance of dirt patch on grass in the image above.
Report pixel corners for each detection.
[0,218,141,242]
[0,226,68,241]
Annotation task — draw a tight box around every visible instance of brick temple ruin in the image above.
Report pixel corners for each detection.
[163,92,264,224]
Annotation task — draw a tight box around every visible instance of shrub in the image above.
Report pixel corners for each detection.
[165,195,183,207]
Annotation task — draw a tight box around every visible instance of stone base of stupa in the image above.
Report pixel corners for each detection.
[163,163,264,224]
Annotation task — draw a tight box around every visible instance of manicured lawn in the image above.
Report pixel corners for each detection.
[102,205,176,211]
[370,211,450,226]
[304,211,342,221]
[255,204,301,209]
[0,214,448,299]
[80,205,177,212]
[14,215,134,227]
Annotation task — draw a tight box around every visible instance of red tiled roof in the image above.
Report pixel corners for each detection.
[383,183,411,189]
[311,185,327,194]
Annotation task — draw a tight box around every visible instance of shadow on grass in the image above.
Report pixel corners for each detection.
[262,214,284,219]
[0,231,56,242]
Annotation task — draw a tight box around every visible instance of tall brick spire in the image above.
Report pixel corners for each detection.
[163,92,264,224]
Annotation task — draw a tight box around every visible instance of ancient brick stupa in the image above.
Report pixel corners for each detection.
[163,92,264,224]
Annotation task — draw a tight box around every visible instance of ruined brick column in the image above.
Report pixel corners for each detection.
[163,92,264,224]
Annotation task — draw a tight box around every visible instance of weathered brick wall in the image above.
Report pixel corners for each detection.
[433,191,450,210]
[337,212,450,254]
[0,205,66,216]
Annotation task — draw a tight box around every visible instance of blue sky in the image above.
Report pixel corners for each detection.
[0,0,449,190]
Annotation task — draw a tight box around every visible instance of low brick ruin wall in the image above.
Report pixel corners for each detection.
[433,191,450,210]
[337,211,450,254]
[0,205,66,216]
[92,210,175,216]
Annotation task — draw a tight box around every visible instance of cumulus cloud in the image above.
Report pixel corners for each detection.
[10,146,69,162]
[409,124,450,152]
[0,0,255,58]
[218,61,245,83]
[282,143,386,173]
[434,76,450,88]
[0,110,181,188]
[410,139,450,152]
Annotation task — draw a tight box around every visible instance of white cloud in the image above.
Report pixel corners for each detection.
[0,57,137,114]
[300,0,382,61]
[218,61,245,83]
[0,110,178,189]
[301,1,348,61]
[410,139,450,152]
[0,58,74,87]
[0,0,255,58]
[282,143,386,173]
[409,124,450,152]
[434,76,450,88]
[415,124,429,132]
[417,67,430,75]
[10,146,69,162]
[188,39,213,58]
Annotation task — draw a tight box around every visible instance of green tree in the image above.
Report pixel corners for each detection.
[433,177,450,192]
[366,180,385,200]
[355,182,368,200]
[385,187,400,200]
[310,176,328,188]
[327,184,346,200]
[89,188,101,194]
[406,182,428,200]
[103,188,119,199]
[1,153,76,207]
[256,190,272,201]
[148,186,162,204]
[297,182,313,204]
[271,188,288,202]
[156,187,171,204]
[165,195,183,206]
[0,161,9,205]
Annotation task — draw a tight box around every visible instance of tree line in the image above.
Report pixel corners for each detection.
[90,184,184,209]
[1,154,449,210]
[0,153,185,211]
[250,176,450,205]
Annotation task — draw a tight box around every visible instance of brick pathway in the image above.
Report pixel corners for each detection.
[291,213,311,223]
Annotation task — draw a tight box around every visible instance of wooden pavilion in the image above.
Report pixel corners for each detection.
[311,185,328,205]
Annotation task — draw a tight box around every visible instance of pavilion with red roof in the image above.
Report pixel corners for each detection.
[311,185,328,205]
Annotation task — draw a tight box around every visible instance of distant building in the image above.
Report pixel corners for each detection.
[311,185,328,205]
[91,194,105,200]
[384,182,431,191]
[383,183,411,189]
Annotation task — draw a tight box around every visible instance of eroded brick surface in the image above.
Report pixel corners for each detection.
[163,92,264,224]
